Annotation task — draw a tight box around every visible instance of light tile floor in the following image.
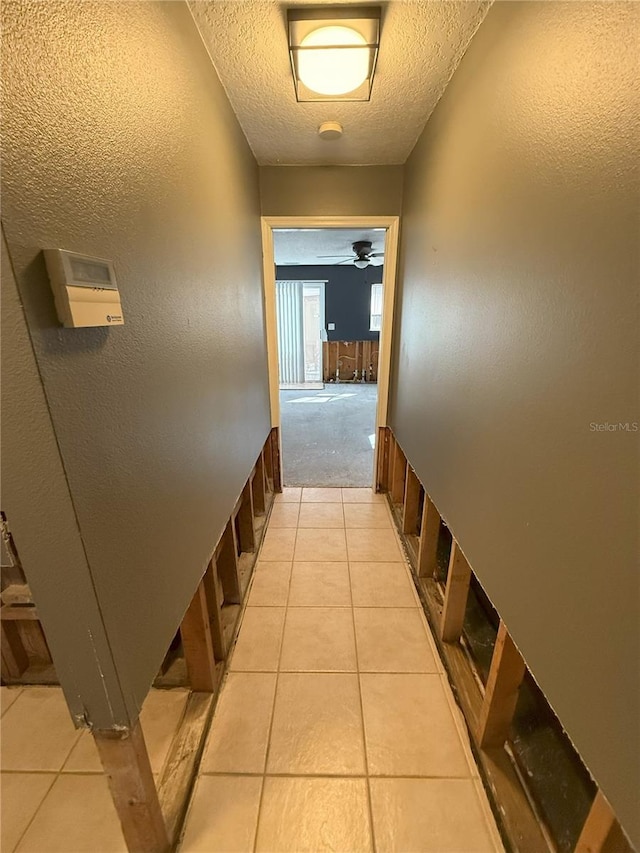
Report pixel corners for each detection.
[0,685,189,852]
[1,488,503,853]
[180,487,504,853]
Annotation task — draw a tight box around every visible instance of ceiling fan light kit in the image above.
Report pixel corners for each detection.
[317,240,385,268]
[287,6,381,103]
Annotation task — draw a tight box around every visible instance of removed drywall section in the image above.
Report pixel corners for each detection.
[1,1,270,727]
[260,166,403,216]
[390,1,639,843]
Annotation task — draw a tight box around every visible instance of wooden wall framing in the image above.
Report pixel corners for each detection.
[322,340,379,382]
[4,429,283,853]
[377,426,633,853]
[1,515,54,683]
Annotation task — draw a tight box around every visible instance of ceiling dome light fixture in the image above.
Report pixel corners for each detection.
[354,258,370,269]
[288,7,381,103]
[299,26,368,96]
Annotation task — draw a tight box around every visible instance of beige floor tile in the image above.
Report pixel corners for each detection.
[350,562,417,607]
[260,527,296,561]
[256,776,372,853]
[247,561,291,606]
[346,529,403,562]
[1,686,23,717]
[230,607,285,671]
[360,674,470,777]
[64,688,189,774]
[370,778,498,852]
[298,502,345,528]
[280,607,357,672]
[301,487,343,502]
[16,774,126,853]
[294,528,347,562]
[267,673,366,775]
[275,487,302,503]
[354,608,439,673]
[201,672,276,773]
[180,775,263,852]
[343,503,392,529]
[137,688,189,774]
[288,561,351,606]
[268,503,300,527]
[1,772,56,853]
[342,488,385,503]
[1,688,82,771]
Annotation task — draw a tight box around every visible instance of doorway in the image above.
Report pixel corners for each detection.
[261,216,400,489]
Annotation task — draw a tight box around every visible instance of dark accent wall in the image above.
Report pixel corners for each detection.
[390,1,639,843]
[276,265,382,342]
[1,1,270,729]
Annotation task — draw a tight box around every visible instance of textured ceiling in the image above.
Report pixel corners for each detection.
[274,227,386,264]
[188,0,491,165]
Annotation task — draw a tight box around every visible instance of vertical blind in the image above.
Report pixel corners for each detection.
[276,280,305,384]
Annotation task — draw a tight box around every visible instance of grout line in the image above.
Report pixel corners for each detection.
[198,770,476,781]
[5,692,83,852]
[251,506,298,853]
[347,526,378,853]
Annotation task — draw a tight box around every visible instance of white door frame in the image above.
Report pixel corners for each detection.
[261,215,400,488]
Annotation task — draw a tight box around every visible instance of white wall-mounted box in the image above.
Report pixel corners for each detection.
[43,249,124,328]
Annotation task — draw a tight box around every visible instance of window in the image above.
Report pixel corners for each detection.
[370,282,383,331]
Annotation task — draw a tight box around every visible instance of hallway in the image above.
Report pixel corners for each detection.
[2,0,638,849]
[178,488,502,852]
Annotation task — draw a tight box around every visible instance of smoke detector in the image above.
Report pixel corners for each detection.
[318,121,343,141]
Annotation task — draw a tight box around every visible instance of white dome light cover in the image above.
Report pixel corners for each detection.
[288,7,381,103]
[298,26,368,96]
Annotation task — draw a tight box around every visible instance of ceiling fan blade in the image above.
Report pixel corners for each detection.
[370,252,385,257]
[369,257,384,266]
[336,258,355,265]
[317,254,353,259]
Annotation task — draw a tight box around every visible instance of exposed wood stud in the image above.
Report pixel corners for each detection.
[202,559,226,661]
[157,692,214,845]
[402,464,421,535]
[476,621,526,748]
[574,791,629,853]
[269,427,282,493]
[180,581,217,692]
[417,496,440,578]
[0,604,40,621]
[252,454,266,515]
[376,426,390,492]
[1,621,29,678]
[391,440,406,505]
[93,721,170,853]
[216,520,241,605]
[387,432,396,493]
[263,435,274,487]
[322,340,379,382]
[237,482,256,553]
[440,541,472,643]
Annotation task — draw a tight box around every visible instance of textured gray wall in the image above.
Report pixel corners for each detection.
[390,2,639,842]
[260,166,403,216]
[1,1,270,728]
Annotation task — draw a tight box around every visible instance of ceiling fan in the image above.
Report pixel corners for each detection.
[317,240,384,269]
